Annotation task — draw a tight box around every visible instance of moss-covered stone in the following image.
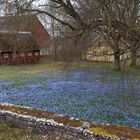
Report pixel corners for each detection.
[0,104,84,127]
[89,124,140,139]
[89,127,119,139]
[1,103,140,139]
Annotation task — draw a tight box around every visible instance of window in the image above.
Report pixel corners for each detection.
[13,53,17,58]
[28,52,32,56]
[35,52,39,56]
[103,51,108,55]
[20,53,25,57]
[4,54,9,59]
[93,51,96,55]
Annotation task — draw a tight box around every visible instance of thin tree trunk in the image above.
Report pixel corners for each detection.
[113,51,121,71]
[130,49,137,68]
[54,44,57,61]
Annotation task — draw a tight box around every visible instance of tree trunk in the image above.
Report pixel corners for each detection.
[54,45,57,61]
[130,49,137,68]
[113,52,121,71]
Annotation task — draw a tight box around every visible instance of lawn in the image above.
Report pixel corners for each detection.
[0,58,139,81]
[0,123,43,140]
[0,59,140,128]
[0,60,61,80]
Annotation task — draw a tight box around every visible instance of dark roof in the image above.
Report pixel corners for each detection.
[0,15,36,32]
[0,32,38,52]
[0,15,41,51]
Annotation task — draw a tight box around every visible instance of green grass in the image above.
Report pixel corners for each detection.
[0,59,62,81]
[0,123,42,140]
[0,59,108,81]
[0,58,139,82]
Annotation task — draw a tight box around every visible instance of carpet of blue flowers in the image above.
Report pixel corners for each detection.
[0,68,140,128]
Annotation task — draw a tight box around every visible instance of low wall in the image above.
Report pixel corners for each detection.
[0,103,139,140]
[0,111,111,140]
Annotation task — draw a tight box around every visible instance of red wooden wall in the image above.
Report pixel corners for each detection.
[0,50,40,65]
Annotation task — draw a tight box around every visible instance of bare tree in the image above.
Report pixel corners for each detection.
[0,0,37,64]
[2,0,140,70]
[123,0,140,68]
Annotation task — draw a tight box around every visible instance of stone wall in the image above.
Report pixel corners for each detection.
[0,111,113,140]
[0,103,127,140]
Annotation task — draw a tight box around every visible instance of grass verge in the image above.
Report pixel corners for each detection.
[0,123,41,140]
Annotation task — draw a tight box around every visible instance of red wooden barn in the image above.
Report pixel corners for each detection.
[0,15,52,64]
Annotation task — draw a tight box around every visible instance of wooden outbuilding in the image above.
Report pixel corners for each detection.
[0,15,52,64]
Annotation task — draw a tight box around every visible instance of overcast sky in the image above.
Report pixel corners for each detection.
[34,0,54,36]
[34,0,46,6]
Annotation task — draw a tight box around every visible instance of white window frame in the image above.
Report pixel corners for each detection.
[28,52,32,56]
[20,53,25,57]
[35,52,39,56]
[4,54,9,59]
[13,53,18,58]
